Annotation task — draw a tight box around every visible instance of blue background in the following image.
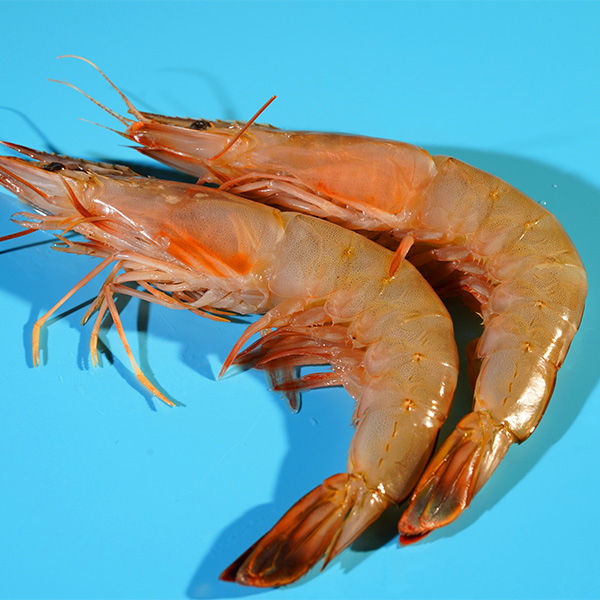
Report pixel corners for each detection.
[1,2,599,599]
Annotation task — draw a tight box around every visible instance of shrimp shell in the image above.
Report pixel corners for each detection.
[0,144,458,587]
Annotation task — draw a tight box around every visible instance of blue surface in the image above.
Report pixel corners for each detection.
[1,2,599,599]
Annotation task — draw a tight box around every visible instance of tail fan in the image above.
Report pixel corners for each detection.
[221,473,390,587]
[399,411,515,543]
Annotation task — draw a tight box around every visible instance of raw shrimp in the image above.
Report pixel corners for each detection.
[83,71,587,543]
[0,144,458,587]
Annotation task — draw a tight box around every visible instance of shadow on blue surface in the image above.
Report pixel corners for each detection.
[0,142,598,596]
[0,105,61,154]
[154,67,240,122]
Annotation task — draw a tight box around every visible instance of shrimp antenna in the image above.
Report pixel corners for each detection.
[0,228,37,243]
[208,95,277,162]
[56,55,147,123]
[49,78,132,126]
[77,117,127,138]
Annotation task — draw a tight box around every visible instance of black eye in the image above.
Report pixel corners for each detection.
[189,119,210,130]
[43,162,65,172]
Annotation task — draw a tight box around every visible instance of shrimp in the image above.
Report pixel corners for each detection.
[76,68,587,543]
[0,143,458,587]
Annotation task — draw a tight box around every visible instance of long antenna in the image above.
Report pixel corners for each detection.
[57,55,146,122]
[208,95,276,162]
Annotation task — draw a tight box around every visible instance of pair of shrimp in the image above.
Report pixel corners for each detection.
[1,57,588,587]
[0,143,458,587]
[65,60,587,554]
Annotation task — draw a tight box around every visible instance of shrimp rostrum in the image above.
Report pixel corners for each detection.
[0,144,458,587]
[103,83,588,543]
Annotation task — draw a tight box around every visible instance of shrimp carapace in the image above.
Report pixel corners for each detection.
[0,143,459,586]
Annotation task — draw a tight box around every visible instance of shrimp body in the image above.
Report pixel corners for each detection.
[121,111,587,541]
[0,144,458,586]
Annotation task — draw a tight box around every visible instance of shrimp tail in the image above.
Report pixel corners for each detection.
[220,473,390,587]
[398,411,515,543]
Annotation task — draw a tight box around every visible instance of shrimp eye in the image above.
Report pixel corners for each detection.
[189,119,211,130]
[43,162,65,172]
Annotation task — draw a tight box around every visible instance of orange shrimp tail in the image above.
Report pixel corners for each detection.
[398,411,515,544]
[220,473,390,587]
